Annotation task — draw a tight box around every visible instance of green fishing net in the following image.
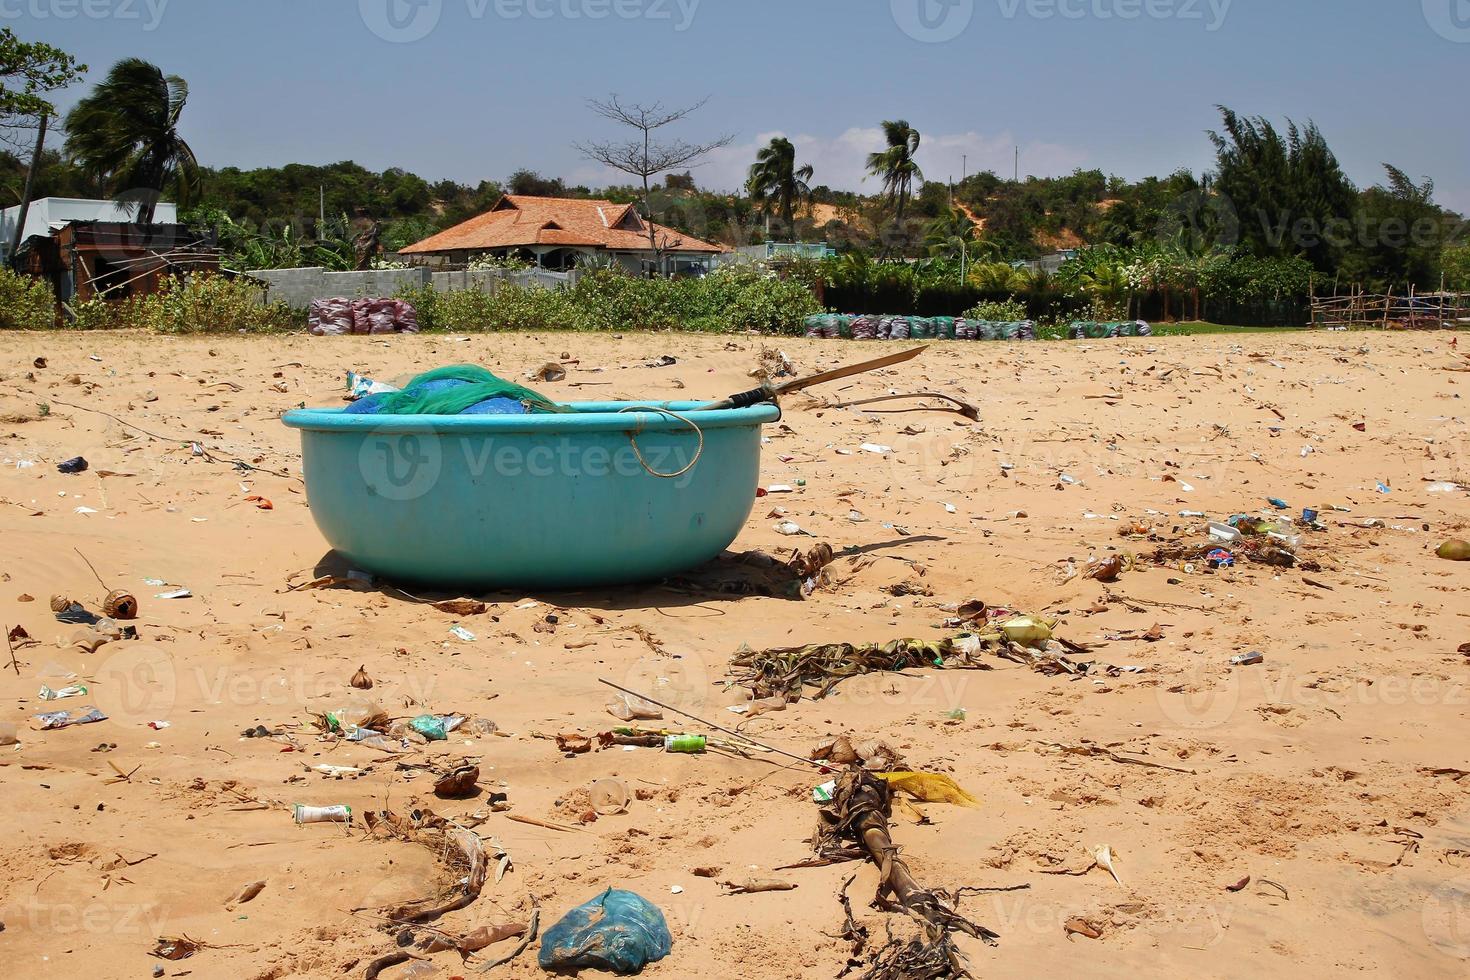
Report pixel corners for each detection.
[375,365,569,415]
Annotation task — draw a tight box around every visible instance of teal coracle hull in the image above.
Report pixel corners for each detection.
[282,401,780,589]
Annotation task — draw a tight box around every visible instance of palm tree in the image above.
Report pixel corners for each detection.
[865,120,923,244]
[63,58,199,224]
[746,137,813,242]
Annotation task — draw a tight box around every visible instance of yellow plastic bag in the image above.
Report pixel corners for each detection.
[878,771,980,808]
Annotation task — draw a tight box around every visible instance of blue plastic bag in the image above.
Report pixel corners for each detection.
[539,888,672,974]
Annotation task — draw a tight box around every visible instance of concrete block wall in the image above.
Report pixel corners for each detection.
[252,267,431,308]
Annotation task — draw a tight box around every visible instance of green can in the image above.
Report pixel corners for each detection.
[664,734,707,754]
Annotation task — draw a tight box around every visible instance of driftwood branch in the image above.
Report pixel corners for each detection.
[832,392,980,421]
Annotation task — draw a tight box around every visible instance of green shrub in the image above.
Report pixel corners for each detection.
[66,297,144,331]
[398,266,820,335]
[139,274,298,334]
[963,297,1027,321]
[0,269,56,330]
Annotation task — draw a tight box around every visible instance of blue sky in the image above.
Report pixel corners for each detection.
[10,0,1470,211]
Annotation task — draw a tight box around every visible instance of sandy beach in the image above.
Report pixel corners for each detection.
[2,329,1468,979]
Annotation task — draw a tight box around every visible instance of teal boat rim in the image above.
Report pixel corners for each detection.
[282,400,781,434]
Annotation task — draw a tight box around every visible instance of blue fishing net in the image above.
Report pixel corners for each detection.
[342,365,566,416]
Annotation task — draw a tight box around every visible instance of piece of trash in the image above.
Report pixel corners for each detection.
[878,771,980,808]
[1179,510,1205,518]
[1064,917,1103,940]
[589,778,631,815]
[102,590,138,620]
[410,714,464,741]
[539,889,672,974]
[346,371,398,399]
[350,666,373,690]
[244,495,274,510]
[150,937,200,961]
[1226,875,1251,892]
[860,444,892,454]
[1206,548,1235,569]
[1231,651,1265,666]
[33,706,107,730]
[812,779,838,803]
[434,765,480,799]
[1426,482,1459,494]
[38,684,88,701]
[774,521,806,536]
[1088,556,1125,582]
[147,720,171,730]
[449,625,477,642]
[293,803,352,825]
[57,457,89,474]
[154,589,191,600]
[664,734,707,754]
[531,362,567,383]
[607,692,662,722]
[1208,522,1243,544]
[1376,481,1392,494]
[1091,844,1123,884]
[225,880,266,910]
[1267,497,1288,510]
[1436,539,1470,561]
[764,484,795,494]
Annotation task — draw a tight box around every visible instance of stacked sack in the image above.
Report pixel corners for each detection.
[799,313,1057,342]
[309,297,420,336]
[1068,320,1152,339]
[308,297,356,336]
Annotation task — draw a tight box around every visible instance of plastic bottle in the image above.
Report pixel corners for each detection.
[663,734,707,754]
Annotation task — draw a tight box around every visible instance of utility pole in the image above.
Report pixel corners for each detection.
[1013,146,1019,183]
[8,115,48,267]
[962,154,967,182]
[319,186,326,230]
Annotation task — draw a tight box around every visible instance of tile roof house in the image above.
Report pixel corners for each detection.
[401,194,726,274]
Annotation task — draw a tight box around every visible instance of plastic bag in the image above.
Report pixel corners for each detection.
[539,889,672,974]
[878,771,980,808]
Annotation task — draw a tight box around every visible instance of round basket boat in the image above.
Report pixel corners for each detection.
[282,401,780,589]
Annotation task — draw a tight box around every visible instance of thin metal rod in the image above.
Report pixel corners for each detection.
[598,678,821,770]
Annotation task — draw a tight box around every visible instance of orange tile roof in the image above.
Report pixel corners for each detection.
[401,195,726,255]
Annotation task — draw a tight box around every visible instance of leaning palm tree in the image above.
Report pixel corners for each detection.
[746,137,814,242]
[865,120,923,245]
[63,58,199,224]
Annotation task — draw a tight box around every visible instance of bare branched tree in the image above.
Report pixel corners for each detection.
[574,95,733,275]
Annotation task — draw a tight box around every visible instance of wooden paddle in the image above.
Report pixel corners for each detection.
[694,346,928,411]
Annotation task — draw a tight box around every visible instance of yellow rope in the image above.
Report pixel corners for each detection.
[617,405,705,479]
